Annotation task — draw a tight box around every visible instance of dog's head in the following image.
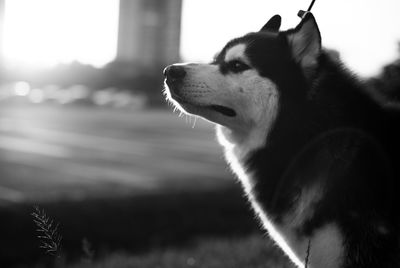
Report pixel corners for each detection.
[164,13,321,143]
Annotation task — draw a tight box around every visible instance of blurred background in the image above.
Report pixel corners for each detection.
[0,0,399,267]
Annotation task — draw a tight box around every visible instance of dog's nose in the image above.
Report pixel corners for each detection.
[163,65,186,81]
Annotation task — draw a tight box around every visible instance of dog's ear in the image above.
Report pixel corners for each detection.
[260,15,281,32]
[285,13,321,76]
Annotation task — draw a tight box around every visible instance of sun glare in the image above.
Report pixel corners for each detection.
[2,0,119,68]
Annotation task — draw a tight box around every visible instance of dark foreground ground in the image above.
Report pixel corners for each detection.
[0,103,292,267]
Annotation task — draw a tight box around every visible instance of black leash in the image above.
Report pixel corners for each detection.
[307,0,317,12]
[299,2,317,265]
[298,0,317,19]
[304,238,311,268]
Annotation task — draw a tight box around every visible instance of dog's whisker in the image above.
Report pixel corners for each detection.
[191,116,197,128]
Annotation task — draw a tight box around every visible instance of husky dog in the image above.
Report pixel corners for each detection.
[163,13,400,268]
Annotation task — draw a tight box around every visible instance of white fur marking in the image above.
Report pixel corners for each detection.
[224,44,248,64]
[308,224,344,268]
[287,184,324,228]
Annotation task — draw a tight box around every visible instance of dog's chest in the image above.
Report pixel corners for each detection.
[254,182,345,268]
[243,174,344,268]
[225,145,344,268]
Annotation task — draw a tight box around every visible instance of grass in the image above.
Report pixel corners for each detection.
[67,235,293,268]
[24,202,294,268]
[31,206,63,257]
[1,187,295,268]
[1,187,276,267]
[25,205,296,268]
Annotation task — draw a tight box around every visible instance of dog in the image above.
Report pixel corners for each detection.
[163,13,400,268]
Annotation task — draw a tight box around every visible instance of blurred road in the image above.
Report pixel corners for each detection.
[0,103,231,203]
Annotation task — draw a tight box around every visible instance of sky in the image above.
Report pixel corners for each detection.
[181,0,400,77]
[1,0,400,77]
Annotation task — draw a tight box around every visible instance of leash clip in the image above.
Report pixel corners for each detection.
[297,10,309,19]
[298,0,317,19]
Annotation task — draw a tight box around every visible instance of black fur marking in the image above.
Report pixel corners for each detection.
[260,14,281,33]
[209,105,236,117]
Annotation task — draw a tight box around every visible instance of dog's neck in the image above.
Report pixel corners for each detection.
[216,125,266,195]
[215,97,282,191]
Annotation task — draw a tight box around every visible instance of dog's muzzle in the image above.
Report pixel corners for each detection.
[163,64,237,118]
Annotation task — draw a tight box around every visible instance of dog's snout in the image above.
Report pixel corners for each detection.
[163,65,186,81]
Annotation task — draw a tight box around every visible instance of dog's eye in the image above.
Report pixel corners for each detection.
[227,60,250,73]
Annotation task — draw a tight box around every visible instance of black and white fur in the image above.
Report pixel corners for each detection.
[163,13,400,268]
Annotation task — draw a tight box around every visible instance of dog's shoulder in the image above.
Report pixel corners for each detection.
[286,128,393,191]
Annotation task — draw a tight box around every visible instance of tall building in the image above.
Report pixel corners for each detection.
[117,0,182,69]
[0,0,4,66]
